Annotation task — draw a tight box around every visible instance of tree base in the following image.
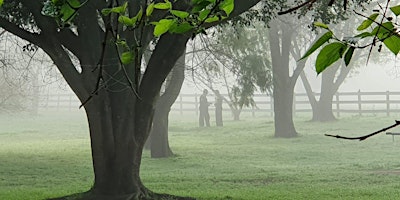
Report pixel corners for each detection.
[47,190,196,200]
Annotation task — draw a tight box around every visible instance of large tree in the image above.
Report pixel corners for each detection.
[0,0,262,199]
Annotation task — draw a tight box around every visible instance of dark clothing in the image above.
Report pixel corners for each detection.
[215,95,223,126]
[199,94,210,127]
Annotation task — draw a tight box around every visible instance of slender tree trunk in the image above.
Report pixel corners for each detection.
[269,19,298,138]
[149,49,186,158]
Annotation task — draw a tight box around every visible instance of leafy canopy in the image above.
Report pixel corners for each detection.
[40,0,235,65]
[302,2,400,74]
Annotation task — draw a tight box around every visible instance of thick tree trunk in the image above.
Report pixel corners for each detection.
[269,19,298,138]
[149,50,186,158]
[273,83,298,138]
[84,90,151,199]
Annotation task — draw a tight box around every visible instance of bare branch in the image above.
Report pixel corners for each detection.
[325,120,400,141]
[278,0,318,15]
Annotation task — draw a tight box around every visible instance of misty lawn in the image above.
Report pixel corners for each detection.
[1,111,400,199]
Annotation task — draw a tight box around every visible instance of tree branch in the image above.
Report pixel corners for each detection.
[325,120,400,141]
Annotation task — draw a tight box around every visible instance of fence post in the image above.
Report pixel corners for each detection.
[336,92,340,117]
[358,90,362,116]
[386,91,390,116]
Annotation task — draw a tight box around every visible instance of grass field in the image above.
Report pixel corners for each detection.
[2,111,400,199]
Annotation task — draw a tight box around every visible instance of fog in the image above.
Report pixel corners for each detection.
[182,62,400,95]
[298,63,400,93]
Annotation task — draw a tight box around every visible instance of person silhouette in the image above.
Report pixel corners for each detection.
[199,89,210,127]
[214,90,223,126]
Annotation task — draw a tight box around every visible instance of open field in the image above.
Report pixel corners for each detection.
[2,111,400,199]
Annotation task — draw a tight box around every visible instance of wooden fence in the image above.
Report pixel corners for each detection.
[36,91,400,116]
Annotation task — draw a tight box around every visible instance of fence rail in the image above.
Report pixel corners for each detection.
[36,91,400,116]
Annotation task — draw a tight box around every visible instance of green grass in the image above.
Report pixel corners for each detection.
[2,111,400,199]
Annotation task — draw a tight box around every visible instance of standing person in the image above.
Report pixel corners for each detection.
[214,90,223,126]
[199,89,210,127]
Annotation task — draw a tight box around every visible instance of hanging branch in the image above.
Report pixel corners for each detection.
[278,0,349,15]
[325,120,400,141]
[278,0,318,15]
[79,12,112,109]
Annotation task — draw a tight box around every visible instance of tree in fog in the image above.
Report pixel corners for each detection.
[250,0,370,137]
[0,0,261,199]
[297,3,386,122]
[148,51,186,158]
[188,24,272,121]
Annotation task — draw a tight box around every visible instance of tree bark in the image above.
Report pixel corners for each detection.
[149,49,186,158]
[268,19,298,138]
[301,62,352,122]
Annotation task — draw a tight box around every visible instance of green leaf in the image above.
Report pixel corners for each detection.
[354,32,372,38]
[118,15,136,26]
[198,9,211,21]
[357,13,379,31]
[60,4,76,22]
[102,1,128,15]
[121,51,135,64]
[205,15,219,23]
[371,22,394,39]
[344,46,355,66]
[152,19,175,37]
[219,0,234,16]
[146,3,155,16]
[154,1,172,10]
[169,22,194,33]
[59,0,81,22]
[134,8,143,23]
[313,22,329,29]
[300,31,333,60]
[192,1,211,13]
[170,10,190,19]
[315,42,347,74]
[390,5,400,16]
[116,39,129,50]
[118,8,142,27]
[0,0,3,7]
[101,8,112,16]
[383,35,400,55]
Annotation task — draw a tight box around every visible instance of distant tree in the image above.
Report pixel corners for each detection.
[148,50,185,158]
[251,0,371,137]
[188,24,272,121]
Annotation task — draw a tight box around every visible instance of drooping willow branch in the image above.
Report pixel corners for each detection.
[325,120,400,141]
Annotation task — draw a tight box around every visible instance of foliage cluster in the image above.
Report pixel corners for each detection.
[303,1,400,74]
